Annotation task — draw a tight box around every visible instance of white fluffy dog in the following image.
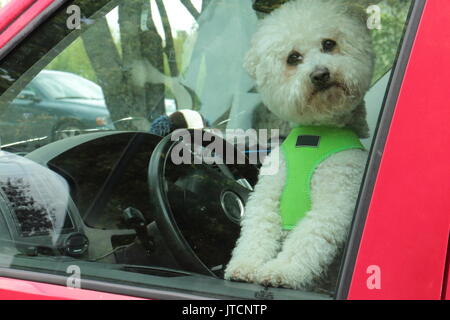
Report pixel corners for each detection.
[224,0,375,290]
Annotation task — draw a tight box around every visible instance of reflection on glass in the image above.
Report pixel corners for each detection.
[0,151,70,239]
[0,0,411,152]
[0,0,414,299]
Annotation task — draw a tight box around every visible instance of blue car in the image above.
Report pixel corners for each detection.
[0,70,114,147]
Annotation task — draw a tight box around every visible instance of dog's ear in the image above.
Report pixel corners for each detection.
[346,101,370,139]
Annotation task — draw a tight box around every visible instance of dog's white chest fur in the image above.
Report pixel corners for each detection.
[225,0,375,290]
[225,147,367,289]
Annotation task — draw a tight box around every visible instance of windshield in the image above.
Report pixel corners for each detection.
[0,0,414,300]
[36,71,104,100]
[0,0,411,151]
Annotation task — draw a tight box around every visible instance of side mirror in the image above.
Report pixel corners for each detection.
[17,90,41,102]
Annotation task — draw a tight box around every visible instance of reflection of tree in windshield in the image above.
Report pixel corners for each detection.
[0,178,54,236]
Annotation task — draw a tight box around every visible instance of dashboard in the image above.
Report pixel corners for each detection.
[0,131,338,298]
[0,132,162,265]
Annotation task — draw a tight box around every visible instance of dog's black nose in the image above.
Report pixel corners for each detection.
[310,67,331,87]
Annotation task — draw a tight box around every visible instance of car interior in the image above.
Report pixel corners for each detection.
[0,0,413,299]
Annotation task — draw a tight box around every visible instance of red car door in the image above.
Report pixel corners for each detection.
[341,0,450,300]
[0,0,66,59]
[0,0,448,300]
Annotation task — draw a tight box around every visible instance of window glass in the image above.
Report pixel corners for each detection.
[36,71,104,100]
[0,0,413,299]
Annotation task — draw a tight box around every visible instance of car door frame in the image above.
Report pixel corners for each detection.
[1,0,445,300]
[337,0,450,300]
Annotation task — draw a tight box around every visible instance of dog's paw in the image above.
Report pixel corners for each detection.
[255,259,310,290]
[224,261,258,283]
[255,259,291,288]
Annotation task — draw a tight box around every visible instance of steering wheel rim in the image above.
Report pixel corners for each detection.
[148,129,259,276]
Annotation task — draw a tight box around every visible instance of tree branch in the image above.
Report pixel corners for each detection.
[81,17,133,121]
[140,1,166,119]
[119,0,143,65]
[81,17,122,86]
[179,0,200,20]
[155,0,179,77]
[202,0,212,11]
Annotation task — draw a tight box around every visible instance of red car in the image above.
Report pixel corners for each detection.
[0,0,448,300]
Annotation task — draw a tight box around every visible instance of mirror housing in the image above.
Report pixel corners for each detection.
[17,90,41,102]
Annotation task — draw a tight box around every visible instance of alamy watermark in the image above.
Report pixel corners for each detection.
[66,265,81,289]
[65,3,382,31]
[170,129,280,176]
[66,5,81,30]
[366,265,382,290]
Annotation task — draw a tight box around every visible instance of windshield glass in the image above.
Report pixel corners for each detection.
[0,0,411,151]
[35,71,104,100]
[0,0,414,299]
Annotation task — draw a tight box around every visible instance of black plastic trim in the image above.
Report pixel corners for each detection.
[441,233,450,300]
[0,0,69,61]
[0,0,116,101]
[335,0,427,300]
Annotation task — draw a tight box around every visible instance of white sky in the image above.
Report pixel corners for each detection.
[106,0,203,41]
[0,0,202,37]
[152,0,202,34]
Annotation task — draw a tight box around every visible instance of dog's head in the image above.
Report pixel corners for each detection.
[245,0,376,136]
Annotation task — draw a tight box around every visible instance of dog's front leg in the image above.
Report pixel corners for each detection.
[255,150,367,290]
[224,148,286,283]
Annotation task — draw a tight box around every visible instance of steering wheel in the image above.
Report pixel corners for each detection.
[148,129,259,277]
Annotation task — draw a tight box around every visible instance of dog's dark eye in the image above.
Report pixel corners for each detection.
[322,39,337,52]
[287,51,303,66]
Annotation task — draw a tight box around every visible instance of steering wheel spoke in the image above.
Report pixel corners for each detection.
[148,129,258,277]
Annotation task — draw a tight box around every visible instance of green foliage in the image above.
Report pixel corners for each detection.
[45,38,98,83]
[371,0,411,81]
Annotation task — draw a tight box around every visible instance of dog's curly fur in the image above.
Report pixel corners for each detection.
[225,0,375,290]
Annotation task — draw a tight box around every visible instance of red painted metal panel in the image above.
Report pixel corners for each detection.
[0,0,56,49]
[348,0,450,299]
[0,277,145,300]
[0,0,36,33]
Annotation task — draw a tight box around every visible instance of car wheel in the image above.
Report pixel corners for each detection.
[52,121,84,141]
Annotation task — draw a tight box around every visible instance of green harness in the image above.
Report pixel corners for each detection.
[280,126,365,230]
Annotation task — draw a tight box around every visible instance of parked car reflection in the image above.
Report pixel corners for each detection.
[0,70,114,148]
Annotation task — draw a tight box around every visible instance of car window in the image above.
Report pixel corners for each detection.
[15,83,39,100]
[35,71,104,100]
[0,0,414,299]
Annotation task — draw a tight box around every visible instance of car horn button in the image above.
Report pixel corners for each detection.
[220,191,244,224]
